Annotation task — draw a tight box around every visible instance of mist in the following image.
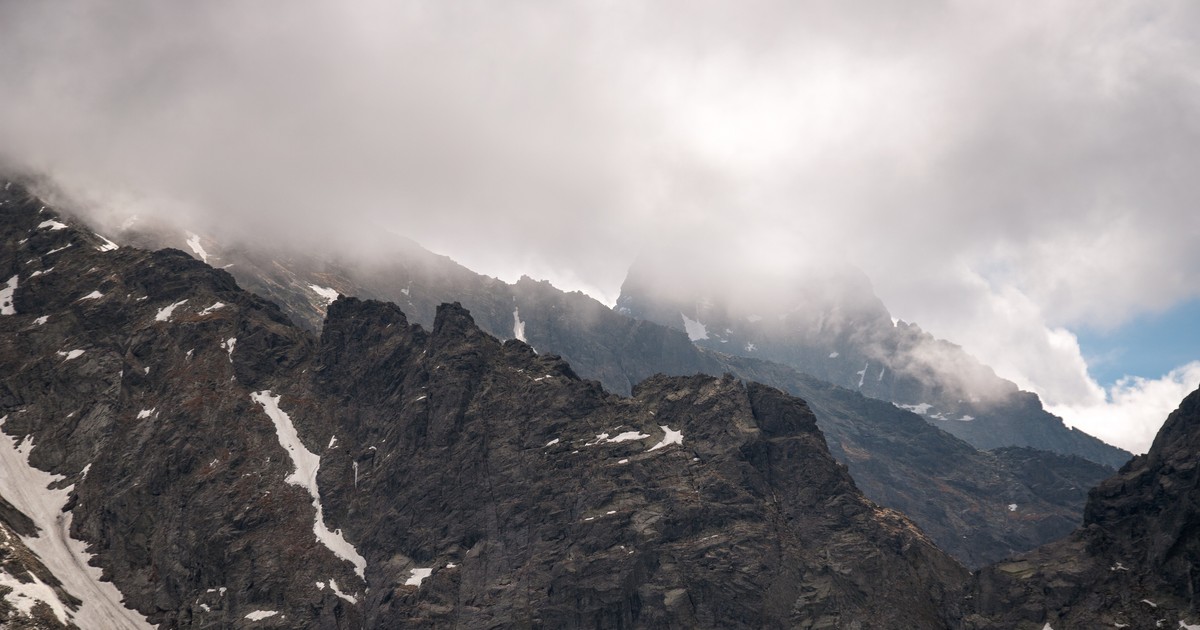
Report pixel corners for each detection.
[3,1,1199,452]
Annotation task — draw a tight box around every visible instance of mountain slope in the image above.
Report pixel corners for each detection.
[616,252,1130,469]
[961,385,1200,629]
[98,209,1114,568]
[1,184,967,628]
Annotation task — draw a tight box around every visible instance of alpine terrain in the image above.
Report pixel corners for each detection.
[2,179,1196,630]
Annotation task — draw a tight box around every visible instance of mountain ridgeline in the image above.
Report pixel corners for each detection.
[0,186,966,627]
[5,181,1196,629]
[114,213,1122,567]
[616,252,1129,469]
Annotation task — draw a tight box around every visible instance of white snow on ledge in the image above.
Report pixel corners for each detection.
[94,234,119,252]
[185,233,208,263]
[405,568,433,587]
[680,313,708,341]
[0,416,155,629]
[0,275,17,315]
[251,391,367,580]
[245,610,278,621]
[154,299,188,322]
[512,307,526,342]
[648,425,683,452]
[38,219,68,231]
[309,284,339,303]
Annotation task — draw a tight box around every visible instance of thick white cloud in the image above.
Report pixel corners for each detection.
[2,1,1197,451]
[1048,362,1200,455]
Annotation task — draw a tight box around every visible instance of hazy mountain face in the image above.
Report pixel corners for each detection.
[617,249,1131,468]
[962,387,1200,628]
[4,178,1199,629]
[1,188,968,628]
[82,185,1118,567]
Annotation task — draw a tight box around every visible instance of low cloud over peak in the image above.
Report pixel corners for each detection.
[3,0,1198,452]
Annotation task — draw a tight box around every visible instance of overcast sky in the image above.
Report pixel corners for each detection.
[2,0,1198,452]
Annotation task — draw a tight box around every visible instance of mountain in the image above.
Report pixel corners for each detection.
[615,250,1131,469]
[1,183,967,627]
[99,207,1114,568]
[960,385,1200,629]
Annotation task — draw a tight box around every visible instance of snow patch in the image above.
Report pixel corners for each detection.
[57,349,84,361]
[185,233,208,263]
[856,362,869,388]
[245,610,278,621]
[78,290,103,301]
[896,403,933,415]
[745,343,756,352]
[28,267,52,278]
[1008,504,1018,512]
[0,275,17,314]
[221,338,236,362]
[328,579,357,604]
[44,244,71,256]
[38,220,68,231]
[606,430,650,444]
[0,416,155,629]
[0,568,70,624]
[405,568,433,587]
[328,435,338,449]
[958,415,975,422]
[34,315,49,325]
[680,313,708,341]
[154,299,188,322]
[94,234,119,252]
[828,351,839,358]
[137,409,155,420]
[648,426,683,452]
[251,391,367,580]
[545,438,560,447]
[512,308,526,342]
[1180,622,1200,630]
[309,284,339,303]
[199,302,225,315]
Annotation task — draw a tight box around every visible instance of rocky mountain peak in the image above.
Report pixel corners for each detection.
[2,187,972,627]
[964,385,1200,628]
[616,247,1131,470]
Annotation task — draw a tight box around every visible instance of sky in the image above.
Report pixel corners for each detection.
[1,0,1198,453]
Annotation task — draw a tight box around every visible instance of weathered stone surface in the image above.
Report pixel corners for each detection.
[115,211,1116,568]
[960,386,1200,629]
[615,253,1131,470]
[2,184,968,627]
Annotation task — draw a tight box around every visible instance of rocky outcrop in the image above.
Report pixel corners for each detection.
[723,356,1113,568]
[2,184,968,627]
[95,195,1115,568]
[960,386,1200,629]
[616,252,1131,470]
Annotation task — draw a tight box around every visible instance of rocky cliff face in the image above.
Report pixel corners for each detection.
[961,386,1200,629]
[723,358,1114,569]
[615,252,1130,469]
[1,184,968,628]
[91,200,1114,569]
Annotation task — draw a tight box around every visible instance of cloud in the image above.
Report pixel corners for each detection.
[2,1,1198,450]
[1048,362,1200,454]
